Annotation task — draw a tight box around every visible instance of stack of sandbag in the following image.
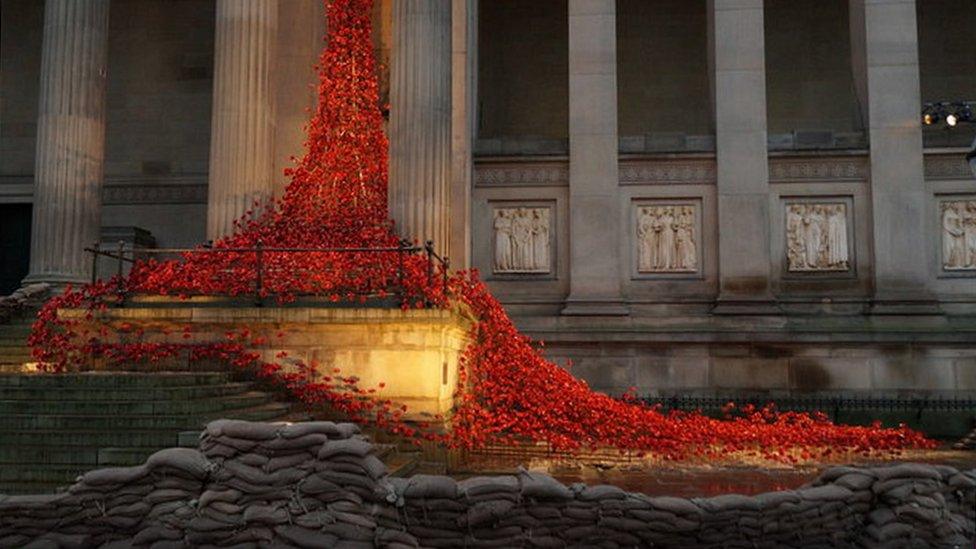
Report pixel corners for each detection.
[628,494,703,547]
[0,493,85,548]
[197,419,419,548]
[4,419,976,548]
[0,447,210,549]
[79,448,211,548]
[825,463,976,548]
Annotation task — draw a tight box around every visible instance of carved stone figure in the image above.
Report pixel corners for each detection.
[637,204,698,273]
[826,205,848,267]
[675,206,697,271]
[942,199,976,271]
[531,209,549,271]
[493,207,550,273]
[493,210,512,272]
[786,203,849,272]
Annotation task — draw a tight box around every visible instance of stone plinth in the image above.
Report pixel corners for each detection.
[59,304,474,421]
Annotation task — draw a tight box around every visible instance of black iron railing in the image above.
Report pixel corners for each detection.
[85,239,449,308]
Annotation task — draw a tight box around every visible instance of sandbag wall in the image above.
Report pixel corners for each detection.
[0,419,973,548]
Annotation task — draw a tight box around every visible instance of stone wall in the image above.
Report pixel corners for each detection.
[764,0,861,137]
[62,304,473,421]
[616,0,711,140]
[476,0,569,145]
[1,420,974,548]
[918,0,976,148]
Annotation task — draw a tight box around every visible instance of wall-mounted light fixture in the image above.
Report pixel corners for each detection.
[922,101,974,127]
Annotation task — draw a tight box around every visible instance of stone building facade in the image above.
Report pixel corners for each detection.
[1,0,975,400]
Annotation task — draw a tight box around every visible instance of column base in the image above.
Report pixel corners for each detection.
[21,273,90,291]
[561,297,629,317]
[711,296,782,316]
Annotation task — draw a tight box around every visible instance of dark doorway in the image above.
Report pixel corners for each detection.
[0,204,32,296]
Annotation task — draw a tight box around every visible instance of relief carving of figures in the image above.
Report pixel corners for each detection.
[941,200,976,271]
[786,203,849,272]
[493,207,551,273]
[637,204,697,273]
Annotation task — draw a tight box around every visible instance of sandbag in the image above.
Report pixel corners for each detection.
[146,448,212,480]
[206,419,282,441]
[317,438,372,460]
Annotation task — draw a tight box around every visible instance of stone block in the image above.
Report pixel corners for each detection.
[685,135,715,151]
[871,358,956,391]
[954,359,976,390]
[711,358,789,389]
[789,358,872,391]
[618,135,644,153]
[571,357,635,392]
[635,358,708,390]
[646,132,687,151]
[794,130,833,148]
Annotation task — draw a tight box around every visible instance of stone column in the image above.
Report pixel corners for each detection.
[389,0,452,254]
[709,0,778,314]
[207,0,278,241]
[273,0,326,197]
[850,0,938,313]
[561,0,627,316]
[24,0,110,286]
[450,0,477,269]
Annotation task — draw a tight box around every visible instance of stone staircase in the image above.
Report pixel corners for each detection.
[0,372,300,494]
[0,312,33,373]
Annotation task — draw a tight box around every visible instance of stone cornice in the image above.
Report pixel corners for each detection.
[102,175,208,205]
[618,159,716,185]
[768,156,868,183]
[474,161,569,187]
[924,153,973,181]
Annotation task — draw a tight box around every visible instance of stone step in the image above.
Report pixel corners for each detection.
[0,348,31,357]
[0,429,183,448]
[97,447,157,466]
[0,481,73,495]
[0,391,271,415]
[0,463,87,484]
[0,445,103,466]
[0,372,232,388]
[0,382,254,401]
[0,391,271,416]
[0,402,292,431]
[0,354,32,365]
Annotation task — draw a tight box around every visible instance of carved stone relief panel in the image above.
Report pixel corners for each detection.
[785,203,850,272]
[492,206,551,274]
[940,199,976,272]
[636,203,699,274]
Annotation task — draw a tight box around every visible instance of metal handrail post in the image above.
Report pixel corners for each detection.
[397,239,407,307]
[443,256,450,300]
[425,240,434,307]
[255,239,264,307]
[90,242,100,284]
[116,240,126,307]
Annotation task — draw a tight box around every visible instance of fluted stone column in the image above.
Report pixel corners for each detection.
[709,0,778,314]
[562,0,627,316]
[207,0,278,240]
[24,0,110,286]
[850,0,938,313]
[389,0,452,254]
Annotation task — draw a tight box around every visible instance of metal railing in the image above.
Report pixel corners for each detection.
[85,239,449,308]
